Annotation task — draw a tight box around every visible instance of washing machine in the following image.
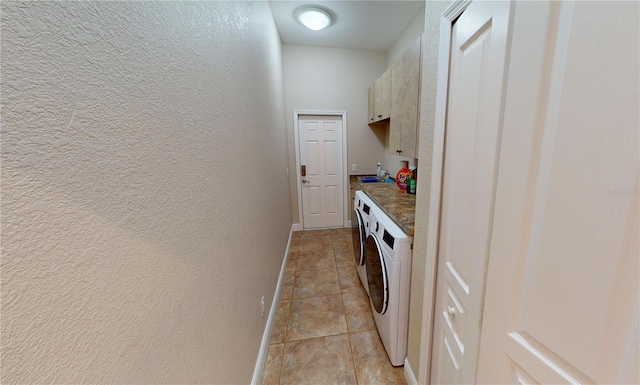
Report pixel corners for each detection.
[351,190,374,296]
[364,204,413,366]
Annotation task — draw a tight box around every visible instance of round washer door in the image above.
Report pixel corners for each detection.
[364,233,388,314]
[351,209,366,266]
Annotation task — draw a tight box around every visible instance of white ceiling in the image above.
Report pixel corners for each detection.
[268,1,426,51]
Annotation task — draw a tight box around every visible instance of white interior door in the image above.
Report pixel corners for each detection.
[298,115,344,229]
[429,2,511,384]
[476,2,639,384]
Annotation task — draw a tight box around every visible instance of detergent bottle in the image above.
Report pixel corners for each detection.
[395,161,411,191]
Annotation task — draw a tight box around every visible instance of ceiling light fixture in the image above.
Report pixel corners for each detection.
[296,7,332,31]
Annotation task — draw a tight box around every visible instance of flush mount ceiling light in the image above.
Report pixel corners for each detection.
[296,7,332,31]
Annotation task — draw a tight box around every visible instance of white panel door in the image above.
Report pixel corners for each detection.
[429,2,512,384]
[476,2,639,384]
[299,115,344,229]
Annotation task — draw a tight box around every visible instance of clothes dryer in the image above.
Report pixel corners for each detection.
[351,190,374,296]
[364,205,413,366]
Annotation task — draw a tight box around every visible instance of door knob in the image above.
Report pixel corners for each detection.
[447,306,457,319]
[302,179,309,184]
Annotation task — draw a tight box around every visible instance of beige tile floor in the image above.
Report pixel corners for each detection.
[261,228,407,385]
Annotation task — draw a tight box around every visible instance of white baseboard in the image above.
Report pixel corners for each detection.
[404,357,419,385]
[294,222,353,231]
[251,225,294,385]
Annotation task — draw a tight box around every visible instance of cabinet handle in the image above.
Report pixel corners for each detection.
[378,114,382,118]
[396,149,402,154]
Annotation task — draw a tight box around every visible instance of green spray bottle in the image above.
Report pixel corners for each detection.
[407,167,417,194]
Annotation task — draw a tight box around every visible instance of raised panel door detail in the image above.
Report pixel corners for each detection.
[325,185,337,214]
[430,2,512,384]
[308,186,320,216]
[324,140,337,176]
[323,121,336,132]
[510,362,539,385]
[305,121,318,132]
[305,141,320,177]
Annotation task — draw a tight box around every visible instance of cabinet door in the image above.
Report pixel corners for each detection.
[374,68,391,121]
[367,85,375,124]
[390,37,421,158]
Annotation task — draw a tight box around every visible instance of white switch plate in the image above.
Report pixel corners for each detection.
[352,164,357,172]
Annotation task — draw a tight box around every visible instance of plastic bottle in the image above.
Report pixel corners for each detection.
[407,167,417,194]
[396,161,411,191]
[377,162,382,181]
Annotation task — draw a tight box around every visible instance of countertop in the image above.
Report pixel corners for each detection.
[350,175,416,236]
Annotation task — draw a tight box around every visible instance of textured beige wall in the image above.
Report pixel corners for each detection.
[386,8,426,68]
[406,0,452,378]
[282,45,387,225]
[1,2,291,384]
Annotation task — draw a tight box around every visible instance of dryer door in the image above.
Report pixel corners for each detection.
[351,209,366,266]
[365,233,389,315]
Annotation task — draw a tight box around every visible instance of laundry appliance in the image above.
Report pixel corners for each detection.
[364,204,413,366]
[351,190,374,296]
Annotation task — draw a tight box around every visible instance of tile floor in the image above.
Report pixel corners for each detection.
[261,228,407,385]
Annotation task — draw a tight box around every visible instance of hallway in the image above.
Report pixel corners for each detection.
[261,229,407,385]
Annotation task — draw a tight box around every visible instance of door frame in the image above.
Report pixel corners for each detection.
[416,1,473,383]
[293,110,348,230]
